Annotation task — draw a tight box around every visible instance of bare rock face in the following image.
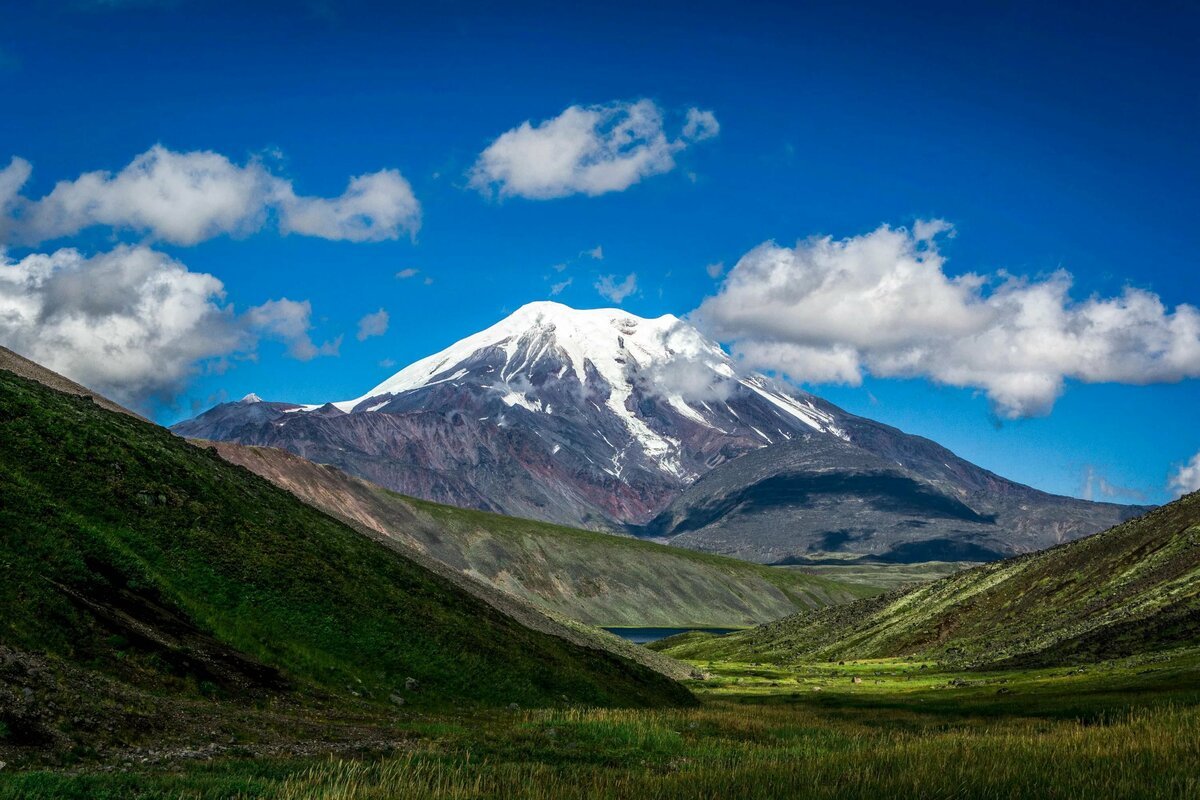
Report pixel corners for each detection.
[172,301,1144,560]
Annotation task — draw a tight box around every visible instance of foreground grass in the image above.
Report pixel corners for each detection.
[6,651,1199,799]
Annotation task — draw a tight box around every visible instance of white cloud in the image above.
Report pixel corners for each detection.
[356,308,389,341]
[682,108,720,141]
[4,145,420,246]
[0,245,337,406]
[243,298,341,360]
[276,169,420,242]
[696,221,1200,418]
[549,277,572,296]
[705,261,724,279]
[1081,466,1145,502]
[0,157,31,214]
[395,267,420,279]
[468,100,718,199]
[595,272,638,304]
[644,355,734,404]
[1169,452,1200,496]
[584,245,603,260]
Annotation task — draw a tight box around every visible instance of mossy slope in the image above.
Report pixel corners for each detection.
[658,493,1200,666]
[0,368,693,748]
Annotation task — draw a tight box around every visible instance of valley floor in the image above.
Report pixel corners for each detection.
[4,649,1199,799]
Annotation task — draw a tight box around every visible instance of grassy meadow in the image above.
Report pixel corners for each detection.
[5,648,1198,799]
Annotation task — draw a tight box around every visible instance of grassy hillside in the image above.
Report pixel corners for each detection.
[0,368,695,760]
[206,442,875,628]
[657,493,1200,666]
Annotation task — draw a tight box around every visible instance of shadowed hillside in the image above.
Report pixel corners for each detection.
[0,366,694,762]
[657,493,1200,667]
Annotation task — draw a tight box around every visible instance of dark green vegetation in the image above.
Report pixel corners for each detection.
[208,441,874,628]
[657,492,1200,666]
[0,369,694,766]
[4,652,1198,798]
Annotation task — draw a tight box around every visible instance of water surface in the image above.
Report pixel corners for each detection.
[603,627,739,644]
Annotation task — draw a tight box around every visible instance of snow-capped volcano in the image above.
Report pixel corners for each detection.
[173,301,1141,557]
[323,301,845,477]
[176,301,849,526]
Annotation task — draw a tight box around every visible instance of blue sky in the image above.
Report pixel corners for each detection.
[0,0,1197,503]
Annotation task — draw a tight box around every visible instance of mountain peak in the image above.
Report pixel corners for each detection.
[175,299,851,526]
[506,300,681,328]
[341,302,708,411]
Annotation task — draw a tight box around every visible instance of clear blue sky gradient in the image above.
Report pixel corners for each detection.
[1,0,1196,502]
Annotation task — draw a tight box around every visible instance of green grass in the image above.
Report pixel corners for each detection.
[656,493,1200,667]
[780,560,975,590]
[0,370,692,761]
[5,651,1199,798]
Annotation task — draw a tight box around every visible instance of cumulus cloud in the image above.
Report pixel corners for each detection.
[1169,452,1200,496]
[0,245,337,406]
[595,272,638,304]
[3,145,420,246]
[469,99,718,199]
[682,108,720,141]
[356,308,389,341]
[695,221,1200,418]
[243,298,341,360]
[0,157,31,215]
[276,169,420,242]
[705,261,724,279]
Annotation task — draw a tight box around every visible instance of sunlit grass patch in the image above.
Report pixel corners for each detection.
[4,652,1200,799]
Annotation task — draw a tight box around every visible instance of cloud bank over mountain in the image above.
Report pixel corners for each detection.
[0,145,414,407]
[696,221,1200,418]
[0,245,338,407]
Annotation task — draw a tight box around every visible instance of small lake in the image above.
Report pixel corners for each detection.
[603,627,739,644]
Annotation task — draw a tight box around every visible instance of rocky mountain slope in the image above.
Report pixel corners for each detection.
[173,301,1141,562]
[642,428,1142,563]
[207,441,874,627]
[656,493,1199,667]
[0,360,694,762]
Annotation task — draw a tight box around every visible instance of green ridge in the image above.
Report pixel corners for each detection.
[656,492,1200,666]
[0,369,693,755]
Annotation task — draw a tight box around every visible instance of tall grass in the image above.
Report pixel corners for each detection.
[266,703,1200,800]
[5,658,1200,799]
